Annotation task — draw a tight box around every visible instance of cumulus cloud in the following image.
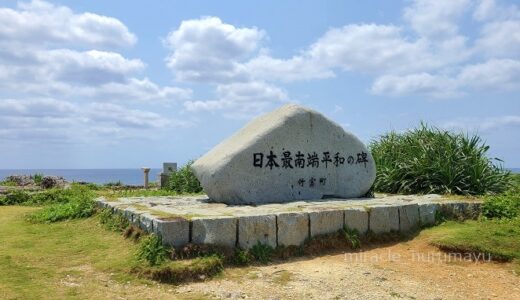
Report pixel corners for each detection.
[476,20,520,57]
[458,59,520,90]
[0,1,191,144]
[184,81,288,119]
[403,0,470,38]
[164,0,519,103]
[0,0,136,48]
[165,17,264,83]
[0,98,189,143]
[371,73,459,98]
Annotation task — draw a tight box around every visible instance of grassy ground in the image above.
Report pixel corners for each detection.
[425,174,520,274]
[424,219,520,262]
[0,206,140,299]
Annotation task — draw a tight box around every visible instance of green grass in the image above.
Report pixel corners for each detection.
[0,206,139,299]
[369,123,511,195]
[425,218,520,262]
[97,188,185,200]
[426,175,520,272]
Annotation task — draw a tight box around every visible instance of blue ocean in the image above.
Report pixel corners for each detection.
[1,168,518,186]
[0,169,162,185]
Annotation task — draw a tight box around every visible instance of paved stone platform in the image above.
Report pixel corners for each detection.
[96,194,481,249]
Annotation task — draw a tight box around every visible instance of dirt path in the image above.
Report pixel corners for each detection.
[171,236,519,300]
[49,235,520,300]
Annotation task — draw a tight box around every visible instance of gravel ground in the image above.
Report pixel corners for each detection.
[173,236,519,300]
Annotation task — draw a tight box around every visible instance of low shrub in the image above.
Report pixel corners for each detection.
[26,185,95,223]
[32,173,43,185]
[0,180,17,186]
[99,208,130,232]
[250,242,273,264]
[482,188,520,220]
[136,235,169,266]
[30,188,74,205]
[1,190,31,205]
[370,123,511,195]
[233,248,253,265]
[167,161,202,193]
[341,226,361,249]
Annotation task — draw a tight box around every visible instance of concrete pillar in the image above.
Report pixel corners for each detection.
[141,167,151,189]
[159,162,177,188]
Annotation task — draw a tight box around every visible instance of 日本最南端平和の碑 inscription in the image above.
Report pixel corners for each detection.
[253,150,369,169]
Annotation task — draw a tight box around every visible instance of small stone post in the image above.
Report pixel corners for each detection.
[160,162,177,188]
[141,167,151,189]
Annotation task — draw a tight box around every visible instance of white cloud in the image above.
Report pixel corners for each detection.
[442,115,520,132]
[473,0,520,21]
[371,73,459,98]
[0,0,193,146]
[0,0,136,48]
[87,103,173,128]
[78,78,193,102]
[403,0,470,38]
[165,17,264,83]
[306,24,436,74]
[458,59,520,90]
[476,20,520,57]
[0,98,190,143]
[184,81,288,119]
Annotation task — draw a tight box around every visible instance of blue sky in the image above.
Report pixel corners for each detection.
[0,0,519,169]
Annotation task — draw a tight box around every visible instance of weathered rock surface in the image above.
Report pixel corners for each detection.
[277,212,309,246]
[192,104,376,204]
[192,217,237,247]
[369,206,399,234]
[309,210,344,237]
[398,204,420,232]
[238,215,277,249]
[152,218,190,247]
[344,208,369,235]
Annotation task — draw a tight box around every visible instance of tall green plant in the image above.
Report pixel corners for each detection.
[167,161,203,193]
[369,123,511,195]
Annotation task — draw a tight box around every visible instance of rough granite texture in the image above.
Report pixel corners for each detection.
[238,215,277,249]
[276,212,309,246]
[309,210,344,237]
[152,218,190,247]
[369,206,400,234]
[191,104,376,204]
[398,204,420,232]
[192,217,237,247]
[418,203,438,226]
[344,208,369,235]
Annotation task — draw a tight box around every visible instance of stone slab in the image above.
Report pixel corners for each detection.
[418,203,438,226]
[399,204,420,232]
[152,218,190,247]
[309,210,344,237]
[192,104,376,205]
[369,206,399,234]
[276,212,309,246]
[96,194,482,248]
[344,208,369,235]
[192,217,237,248]
[138,213,155,233]
[238,215,277,249]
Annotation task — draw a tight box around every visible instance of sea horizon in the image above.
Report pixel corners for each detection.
[0,168,163,186]
[1,167,518,186]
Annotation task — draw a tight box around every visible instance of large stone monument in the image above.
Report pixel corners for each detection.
[192,104,376,204]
